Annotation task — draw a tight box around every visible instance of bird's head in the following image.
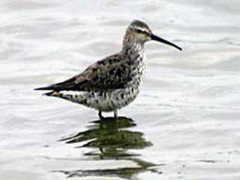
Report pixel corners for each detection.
[124,20,182,51]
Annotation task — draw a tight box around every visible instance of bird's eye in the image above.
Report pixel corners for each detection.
[136,29,143,33]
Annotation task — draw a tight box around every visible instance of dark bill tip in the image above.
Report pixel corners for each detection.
[151,34,182,51]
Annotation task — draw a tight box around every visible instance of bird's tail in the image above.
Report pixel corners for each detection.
[43,90,88,105]
[34,85,57,91]
[34,76,77,91]
[43,91,58,96]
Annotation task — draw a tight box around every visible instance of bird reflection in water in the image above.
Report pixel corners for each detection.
[59,116,158,179]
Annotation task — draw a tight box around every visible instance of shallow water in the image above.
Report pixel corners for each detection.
[1,0,240,179]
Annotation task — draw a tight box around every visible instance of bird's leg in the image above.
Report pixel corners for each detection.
[114,110,118,119]
[98,111,104,119]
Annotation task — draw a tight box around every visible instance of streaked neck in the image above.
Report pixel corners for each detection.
[121,39,144,60]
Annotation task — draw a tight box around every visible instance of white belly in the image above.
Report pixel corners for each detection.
[84,86,140,112]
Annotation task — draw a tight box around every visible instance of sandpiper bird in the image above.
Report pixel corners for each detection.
[35,20,181,119]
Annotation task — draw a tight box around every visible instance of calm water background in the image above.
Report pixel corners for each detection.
[1,0,240,179]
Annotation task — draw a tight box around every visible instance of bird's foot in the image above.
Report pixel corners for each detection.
[98,110,118,119]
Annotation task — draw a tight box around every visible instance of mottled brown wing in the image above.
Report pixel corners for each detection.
[36,54,131,92]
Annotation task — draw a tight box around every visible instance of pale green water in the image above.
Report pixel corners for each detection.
[1,0,240,180]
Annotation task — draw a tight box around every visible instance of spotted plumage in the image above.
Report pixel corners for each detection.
[35,20,182,118]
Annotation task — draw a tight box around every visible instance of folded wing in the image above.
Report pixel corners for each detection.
[35,54,132,92]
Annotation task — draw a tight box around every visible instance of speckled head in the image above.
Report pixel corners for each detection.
[125,20,152,44]
[124,20,182,51]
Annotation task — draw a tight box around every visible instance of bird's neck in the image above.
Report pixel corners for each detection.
[120,42,144,61]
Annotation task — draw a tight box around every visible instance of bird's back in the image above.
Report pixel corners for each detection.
[35,52,144,93]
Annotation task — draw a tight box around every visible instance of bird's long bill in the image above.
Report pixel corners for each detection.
[151,34,182,51]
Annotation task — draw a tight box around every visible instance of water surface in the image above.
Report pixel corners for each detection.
[1,0,240,179]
